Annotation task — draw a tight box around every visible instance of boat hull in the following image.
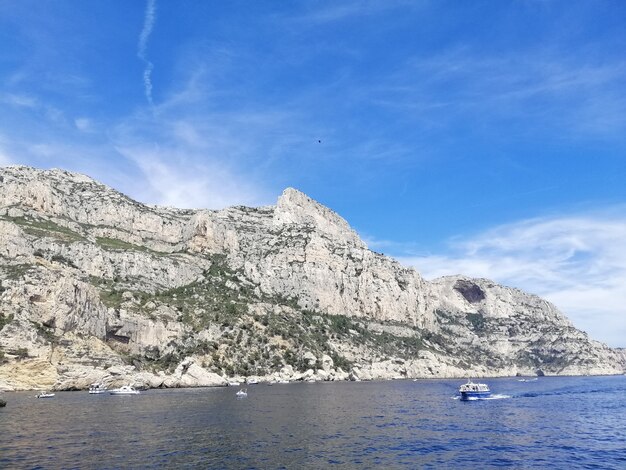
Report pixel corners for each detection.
[109,387,140,395]
[460,391,491,400]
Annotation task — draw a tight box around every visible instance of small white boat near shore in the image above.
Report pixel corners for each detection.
[89,382,108,394]
[109,385,140,395]
[236,389,248,397]
[36,391,55,398]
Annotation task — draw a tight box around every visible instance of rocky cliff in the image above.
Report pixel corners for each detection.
[0,166,622,390]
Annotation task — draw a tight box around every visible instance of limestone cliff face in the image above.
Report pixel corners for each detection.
[0,166,622,390]
[0,166,192,251]
[425,276,620,376]
[213,188,432,328]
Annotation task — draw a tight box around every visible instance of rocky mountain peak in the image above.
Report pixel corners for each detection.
[274,187,364,248]
[2,165,100,187]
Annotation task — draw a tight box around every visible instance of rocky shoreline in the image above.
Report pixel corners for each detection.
[1,354,620,392]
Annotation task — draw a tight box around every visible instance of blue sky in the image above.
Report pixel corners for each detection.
[1,1,625,346]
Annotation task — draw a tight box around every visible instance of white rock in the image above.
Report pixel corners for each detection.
[321,354,334,372]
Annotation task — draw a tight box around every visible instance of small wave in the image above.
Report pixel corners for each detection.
[516,387,615,399]
[453,394,511,401]
[483,394,511,400]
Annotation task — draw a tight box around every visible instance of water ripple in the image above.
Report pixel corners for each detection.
[0,376,625,468]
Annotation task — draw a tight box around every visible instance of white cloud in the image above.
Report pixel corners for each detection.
[399,211,626,347]
[363,48,626,138]
[289,0,419,23]
[104,57,317,210]
[0,150,14,166]
[0,43,294,212]
[74,117,92,132]
[1,93,38,108]
[138,0,156,57]
[115,143,269,209]
[138,0,156,106]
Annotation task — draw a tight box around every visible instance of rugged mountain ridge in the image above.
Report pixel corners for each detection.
[0,166,622,390]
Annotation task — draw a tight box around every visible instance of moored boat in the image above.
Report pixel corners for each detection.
[89,382,108,394]
[36,392,55,398]
[109,385,140,395]
[459,379,491,400]
[236,389,248,397]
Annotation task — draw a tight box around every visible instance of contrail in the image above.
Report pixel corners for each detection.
[138,0,156,106]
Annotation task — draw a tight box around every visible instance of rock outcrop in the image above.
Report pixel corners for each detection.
[0,166,622,390]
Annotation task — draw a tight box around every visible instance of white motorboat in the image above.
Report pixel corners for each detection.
[459,379,491,400]
[236,389,248,397]
[109,385,140,395]
[88,382,108,394]
[36,392,55,398]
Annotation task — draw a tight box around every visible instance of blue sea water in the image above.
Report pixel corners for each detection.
[1,375,625,469]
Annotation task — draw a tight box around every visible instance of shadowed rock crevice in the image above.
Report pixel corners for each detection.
[454,279,486,303]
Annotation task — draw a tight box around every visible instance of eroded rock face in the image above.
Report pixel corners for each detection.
[0,166,622,390]
[453,279,486,303]
[424,276,623,375]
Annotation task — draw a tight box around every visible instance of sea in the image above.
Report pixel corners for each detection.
[1,375,624,469]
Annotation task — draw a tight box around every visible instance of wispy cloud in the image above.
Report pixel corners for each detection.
[399,210,626,347]
[0,148,14,166]
[109,68,295,208]
[138,0,156,106]
[361,234,424,255]
[1,93,38,108]
[74,117,92,132]
[288,0,419,23]
[361,48,626,138]
[115,142,269,209]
